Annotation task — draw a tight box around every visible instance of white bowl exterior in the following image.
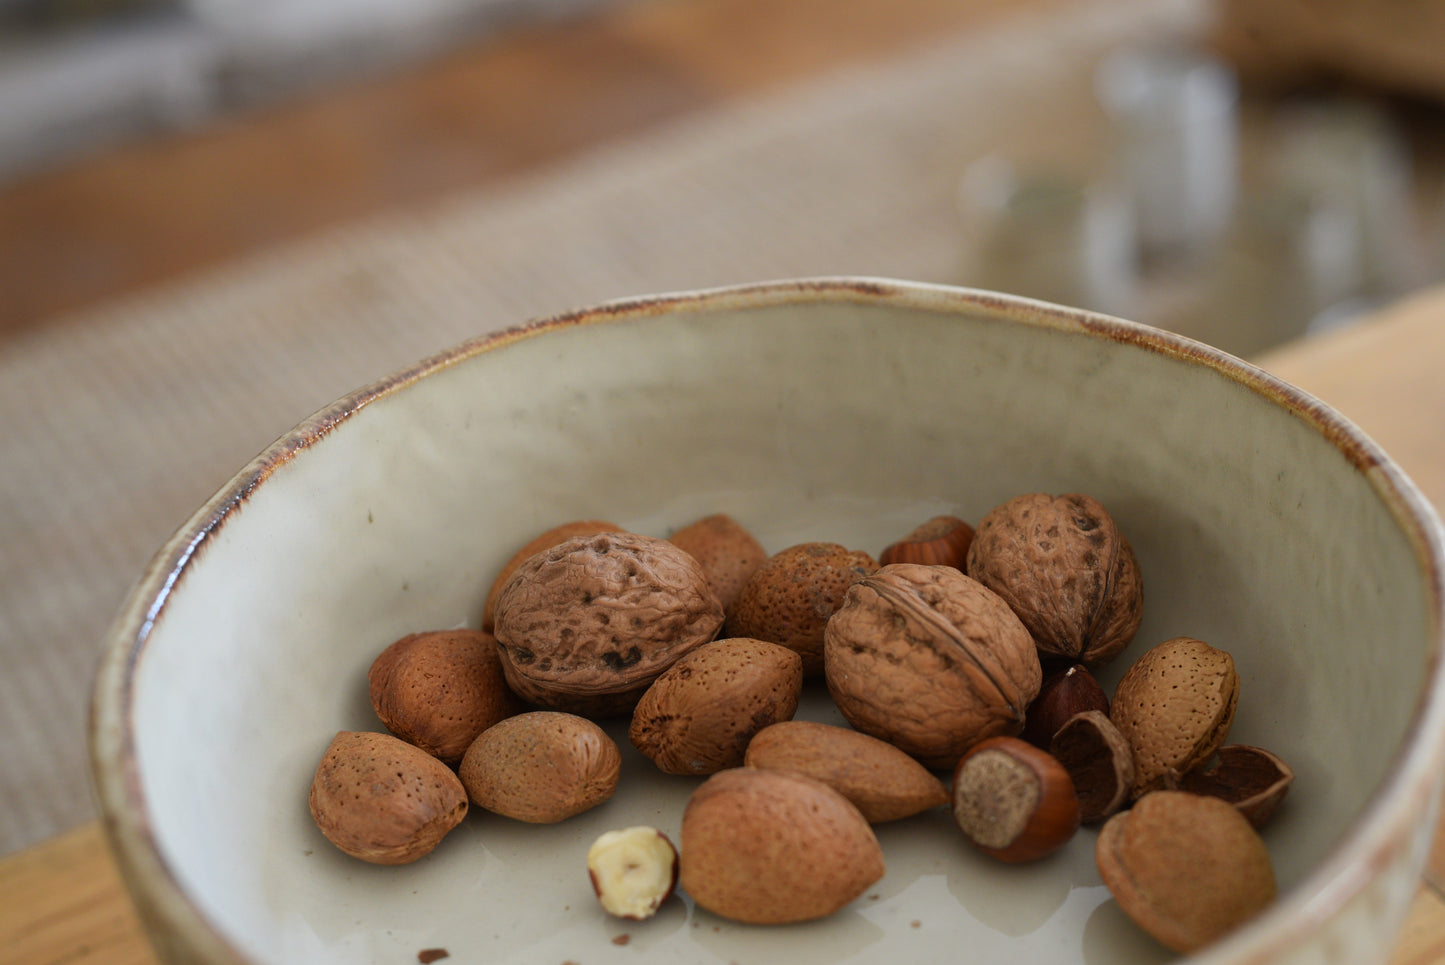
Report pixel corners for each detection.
[91,280,1445,964]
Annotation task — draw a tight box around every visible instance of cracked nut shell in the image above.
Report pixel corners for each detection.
[1096,790,1277,953]
[1111,637,1239,798]
[1049,709,1135,823]
[726,542,877,676]
[629,637,803,775]
[368,628,522,765]
[679,767,884,924]
[966,493,1143,666]
[492,531,724,717]
[744,719,948,823]
[824,563,1042,769]
[308,731,468,865]
[1179,744,1294,829]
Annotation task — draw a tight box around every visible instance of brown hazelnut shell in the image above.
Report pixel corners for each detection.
[951,736,1080,863]
[1179,744,1294,829]
[880,515,975,569]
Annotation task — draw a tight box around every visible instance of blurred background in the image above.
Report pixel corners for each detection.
[3,0,1445,857]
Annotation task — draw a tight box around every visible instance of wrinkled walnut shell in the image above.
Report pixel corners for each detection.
[1096,790,1276,953]
[727,542,877,676]
[823,563,1042,769]
[630,637,803,775]
[1049,710,1134,823]
[492,531,724,717]
[482,520,623,632]
[1111,636,1239,798]
[966,493,1143,666]
[1179,744,1294,829]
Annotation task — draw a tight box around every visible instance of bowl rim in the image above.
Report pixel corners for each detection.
[88,276,1445,964]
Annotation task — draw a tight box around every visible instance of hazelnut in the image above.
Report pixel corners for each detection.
[367,628,522,765]
[966,493,1143,666]
[879,515,975,569]
[492,532,725,717]
[1049,710,1135,823]
[586,827,679,920]
[1096,790,1277,952]
[1020,663,1109,749]
[824,563,1041,769]
[744,719,948,823]
[679,767,885,924]
[668,513,768,612]
[482,520,622,632]
[726,542,877,676]
[951,736,1080,863]
[629,637,803,775]
[308,731,468,865]
[1111,637,1239,798]
[458,711,621,823]
[1179,745,1294,829]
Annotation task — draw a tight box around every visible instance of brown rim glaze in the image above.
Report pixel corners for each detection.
[88,277,1445,965]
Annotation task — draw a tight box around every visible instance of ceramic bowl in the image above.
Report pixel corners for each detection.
[90,278,1445,964]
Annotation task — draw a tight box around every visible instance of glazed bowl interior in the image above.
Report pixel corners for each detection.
[91,279,1445,965]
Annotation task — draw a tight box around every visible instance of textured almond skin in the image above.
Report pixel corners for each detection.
[1096,790,1276,952]
[458,711,621,823]
[726,542,877,676]
[1111,637,1240,797]
[308,731,468,864]
[630,638,803,775]
[824,563,1042,769]
[368,628,523,765]
[966,493,1143,666]
[482,520,622,631]
[493,532,725,717]
[679,768,884,924]
[668,514,769,613]
[744,720,948,822]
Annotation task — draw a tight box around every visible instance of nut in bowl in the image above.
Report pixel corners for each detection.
[90,279,1445,964]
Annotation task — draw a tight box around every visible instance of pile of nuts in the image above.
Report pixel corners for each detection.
[306,495,1294,955]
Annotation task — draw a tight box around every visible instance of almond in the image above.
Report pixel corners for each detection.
[744,719,947,822]
[458,711,621,823]
[630,638,802,775]
[679,767,884,924]
[668,513,769,613]
[308,731,468,864]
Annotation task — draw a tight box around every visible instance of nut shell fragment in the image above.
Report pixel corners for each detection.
[679,767,884,924]
[1179,745,1294,828]
[308,731,468,865]
[630,637,803,775]
[727,542,877,676]
[744,720,948,823]
[824,563,1041,769]
[1096,790,1276,953]
[966,493,1143,666]
[1111,637,1239,798]
[493,532,724,717]
[1049,710,1134,823]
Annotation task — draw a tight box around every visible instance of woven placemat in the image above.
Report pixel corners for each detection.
[0,0,1201,854]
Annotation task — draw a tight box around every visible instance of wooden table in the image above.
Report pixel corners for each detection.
[2,285,1442,962]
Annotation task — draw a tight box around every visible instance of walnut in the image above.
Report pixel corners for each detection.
[822,563,1042,770]
[492,531,725,717]
[966,493,1143,667]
